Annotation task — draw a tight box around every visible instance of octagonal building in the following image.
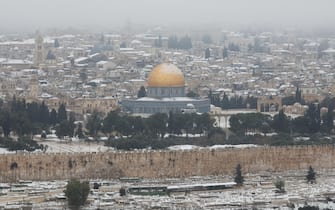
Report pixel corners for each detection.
[122,63,210,115]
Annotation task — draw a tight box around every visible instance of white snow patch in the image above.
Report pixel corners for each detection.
[167,145,200,150]
[152,63,184,75]
[209,144,259,149]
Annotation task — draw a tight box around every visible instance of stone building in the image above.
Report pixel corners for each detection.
[283,103,308,116]
[122,63,210,115]
[44,96,118,115]
[257,96,282,112]
[28,75,40,100]
[0,78,16,99]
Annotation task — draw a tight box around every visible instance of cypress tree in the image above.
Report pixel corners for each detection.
[234,163,244,186]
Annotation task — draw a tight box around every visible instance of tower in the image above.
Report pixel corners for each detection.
[29,75,40,100]
[34,31,44,66]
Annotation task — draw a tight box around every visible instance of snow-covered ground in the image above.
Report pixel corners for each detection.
[0,148,15,154]
[168,144,259,150]
[0,138,112,154]
[0,170,335,209]
[167,145,200,150]
[0,137,260,154]
[40,140,112,153]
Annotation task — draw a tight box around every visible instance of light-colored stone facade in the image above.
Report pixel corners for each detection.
[122,98,210,114]
[1,145,334,182]
[257,96,282,112]
[44,97,118,115]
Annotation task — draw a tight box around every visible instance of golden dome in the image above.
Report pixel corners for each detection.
[147,63,185,87]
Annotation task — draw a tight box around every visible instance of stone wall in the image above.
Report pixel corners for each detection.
[1,145,334,182]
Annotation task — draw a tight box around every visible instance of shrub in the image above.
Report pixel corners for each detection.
[64,179,90,210]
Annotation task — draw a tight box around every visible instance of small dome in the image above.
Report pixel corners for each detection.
[147,63,185,87]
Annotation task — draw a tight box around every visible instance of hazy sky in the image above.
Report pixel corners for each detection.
[1,0,335,33]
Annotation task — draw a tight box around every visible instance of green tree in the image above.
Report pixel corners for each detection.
[69,112,76,137]
[49,109,58,125]
[272,110,290,133]
[146,113,168,138]
[0,110,11,137]
[39,101,50,124]
[86,111,102,139]
[229,115,244,134]
[234,164,244,186]
[292,116,309,134]
[119,187,126,196]
[11,111,32,136]
[321,96,335,110]
[167,111,174,134]
[221,93,229,109]
[58,103,67,122]
[137,86,146,98]
[295,87,302,103]
[322,108,334,133]
[306,166,316,184]
[245,95,257,109]
[274,178,285,193]
[56,120,72,139]
[195,113,214,137]
[127,116,145,135]
[181,113,195,138]
[27,102,39,123]
[186,90,199,98]
[260,122,272,134]
[209,90,220,107]
[101,112,132,137]
[75,123,85,139]
[282,95,297,106]
[114,115,132,136]
[10,161,18,181]
[64,179,90,210]
[305,103,321,133]
[102,111,119,136]
[169,113,184,135]
[229,113,271,135]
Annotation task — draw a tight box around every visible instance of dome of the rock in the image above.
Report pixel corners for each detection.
[147,63,185,87]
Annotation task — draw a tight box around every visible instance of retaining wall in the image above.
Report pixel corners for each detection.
[1,145,334,182]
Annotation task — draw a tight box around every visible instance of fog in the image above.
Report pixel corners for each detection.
[1,0,335,33]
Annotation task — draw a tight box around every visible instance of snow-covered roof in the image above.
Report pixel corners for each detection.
[0,58,32,65]
[135,97,207,102]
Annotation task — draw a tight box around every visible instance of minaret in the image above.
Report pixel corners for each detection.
[34,31,44,66]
